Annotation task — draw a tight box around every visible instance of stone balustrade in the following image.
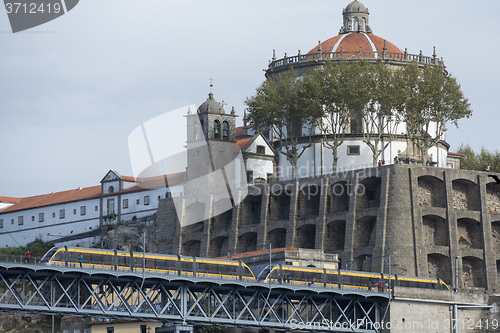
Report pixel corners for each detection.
[268,48,444,70]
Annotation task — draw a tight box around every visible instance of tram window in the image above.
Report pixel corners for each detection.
[89,254,101,264]
[146,259,155,268]
[53,252,63,262]
[118,256,129,267]
[182,261,192,271]
[165,259,176,270]
[103,254,113,265]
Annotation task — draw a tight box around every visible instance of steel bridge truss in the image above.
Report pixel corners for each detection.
[0,265,387,332]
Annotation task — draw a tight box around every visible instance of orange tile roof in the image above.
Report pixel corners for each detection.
[447,152,465,157]
[0,172,187,214]
[121,172,186,193]
[0,186,102,214]
[308,32,402,55]
[236,137,252,150]
[122,176,138,182]
[220,246,299,260]
[0,196,20,204]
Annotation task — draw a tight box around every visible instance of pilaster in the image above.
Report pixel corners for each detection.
[315,177,330,250]
[478,174,496,291]
[444,170,460,289]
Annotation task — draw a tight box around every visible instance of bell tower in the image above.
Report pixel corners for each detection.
[185,91,238,184]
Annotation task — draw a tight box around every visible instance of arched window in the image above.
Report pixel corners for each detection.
[222,121,229,140]
[108,186,114,194]
[361,18,366,31]
[214,120,221,139]
[353,18,359,31]
[346,18,351,30]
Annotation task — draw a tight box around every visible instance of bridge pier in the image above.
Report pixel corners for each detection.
[156,324,193,333]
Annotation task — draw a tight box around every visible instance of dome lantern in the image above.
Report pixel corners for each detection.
[340,0,372,34]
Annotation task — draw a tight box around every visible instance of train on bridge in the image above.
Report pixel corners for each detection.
[40,246,450,291]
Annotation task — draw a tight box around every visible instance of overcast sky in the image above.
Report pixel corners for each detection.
[0,0,498,198]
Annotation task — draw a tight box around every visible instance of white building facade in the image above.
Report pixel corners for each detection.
[0,170,183,248]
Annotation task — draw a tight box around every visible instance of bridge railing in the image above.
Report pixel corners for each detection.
[0,253,42,265]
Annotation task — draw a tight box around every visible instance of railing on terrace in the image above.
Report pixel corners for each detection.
[268,47,444,70]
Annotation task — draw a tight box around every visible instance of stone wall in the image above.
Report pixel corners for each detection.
[155,165,500,293]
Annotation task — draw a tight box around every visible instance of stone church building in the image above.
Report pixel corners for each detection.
[153,0,500,294]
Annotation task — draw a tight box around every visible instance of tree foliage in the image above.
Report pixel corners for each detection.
[457,144,500,172]
[307,61,352,170]
[246,61,472,171]
[400,62,472,164]
[245,68,322,177]
[194,325,224,333]
[0,238,54,257]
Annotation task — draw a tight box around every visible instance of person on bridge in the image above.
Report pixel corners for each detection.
[78,254,83,268]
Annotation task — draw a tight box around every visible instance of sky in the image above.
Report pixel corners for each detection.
[0,0,498,198]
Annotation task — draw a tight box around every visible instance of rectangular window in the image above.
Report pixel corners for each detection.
[106,328,114,333]
[107,199,115,215]
[39,213,44,223]
[95,206,98,211]
[11,219,14,224]
[18,216,24,225]
[31,216,35,221]
[257,145,265,154]
[140,325,146,333]
[52,212,56,218]
[247,171,253,183]
[123,199,129,209]
[73,209,77,215]
[267,173,273,183]
[347,145,360,155]
[59,209,65,219]
[80,206,86,216]
[144,196,150,206]
[0,219,3,229]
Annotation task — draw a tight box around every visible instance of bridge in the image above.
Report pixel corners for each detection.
[0,262,390,332]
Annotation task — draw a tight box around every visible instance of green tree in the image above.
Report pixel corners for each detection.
[245,68,322,178]
[308,61,352,171]
[360,62,405,166]
[457,144,500,172]
[401,63,472,165]
[0,238,54,257]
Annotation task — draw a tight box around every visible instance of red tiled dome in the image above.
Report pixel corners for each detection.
[308,32,402,55]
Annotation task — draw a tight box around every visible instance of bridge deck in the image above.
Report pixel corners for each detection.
[0,263,388,332]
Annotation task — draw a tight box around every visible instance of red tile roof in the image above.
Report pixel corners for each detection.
[122,172,186,192]
[0,186,102,214]
[0,196,20,204]
[447,152,465,157]
[235,125,251,138]
[236,137,252,150]
[308,32,402,56]
[0,172,187,214]
[220,246,299,260]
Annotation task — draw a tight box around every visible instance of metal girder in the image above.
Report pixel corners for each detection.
[0,265,386,332]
